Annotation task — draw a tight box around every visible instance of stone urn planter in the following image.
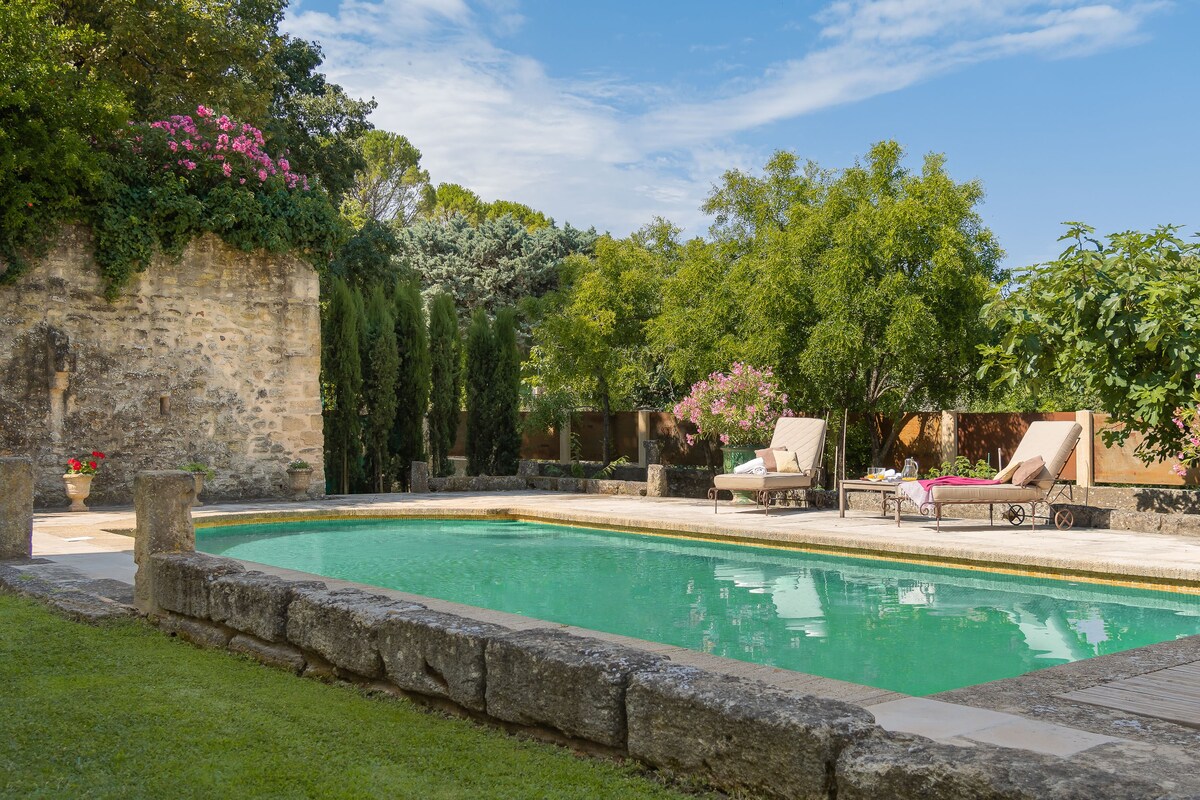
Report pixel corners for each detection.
[287,467,313,500]
[190,473,206,507]
[63,473,94,512]
[721,444,764,504]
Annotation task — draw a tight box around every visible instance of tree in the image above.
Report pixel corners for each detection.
[389,280,431,487]
[428,183,488,224]
[341,130,434,228]
[0,0,128,282]
[398,214,597,318]
[652,141,1003,464]
[464,309,497,475]
[329,220,403,288]
[427,293,462,477]
[492,308,523,475]
[529,233,670,464]
[322,279,364,494]
[360,287,399,492]
[981,223,1200,463]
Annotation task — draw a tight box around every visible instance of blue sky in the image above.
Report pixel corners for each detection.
[286,0,1198,268]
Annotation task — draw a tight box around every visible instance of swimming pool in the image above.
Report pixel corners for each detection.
[197,517,1200,695]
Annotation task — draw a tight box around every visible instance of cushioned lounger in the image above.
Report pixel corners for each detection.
[923,420,1082,531]
[711,417,827,515]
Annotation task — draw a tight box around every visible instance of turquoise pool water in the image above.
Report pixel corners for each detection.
[197,518,1200,695]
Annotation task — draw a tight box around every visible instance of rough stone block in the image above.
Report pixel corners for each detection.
[557,478,581,493]
[410,461,430,493]
[378,610,511,712]
[484,628,665,748]
[0,457,34,559]
[627,664,875,800]
[286,587,424,679]
[836,730,1167,800]
[160,612,233,648]
[209,571,325,642]
[133,470,197,612]
[229,633,306,674]
[646,464,669,498]
[517,460,539,477]
[150,552,245,619]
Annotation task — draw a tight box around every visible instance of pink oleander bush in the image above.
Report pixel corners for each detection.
[89,105,341,299]
[673,363,793,447]
[1171,395,1200,479]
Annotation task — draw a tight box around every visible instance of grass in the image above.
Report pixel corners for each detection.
[0,595,696,799]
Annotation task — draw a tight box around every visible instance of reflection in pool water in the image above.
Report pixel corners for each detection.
[197,517,1200,695]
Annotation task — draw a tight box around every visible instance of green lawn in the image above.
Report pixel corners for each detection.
[0,595,695,799]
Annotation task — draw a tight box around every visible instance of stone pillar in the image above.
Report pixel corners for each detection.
[637,410,651,467]
[133,471,196,613]
[558,420,572,465]
[939,411,958,467]
[410,461,430,493]
[646,464,669,498]
[1076,410,1094,490]
[0,457,34,559]
[643,439,662,466]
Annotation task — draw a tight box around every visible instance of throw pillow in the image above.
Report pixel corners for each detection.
[774,449,800,473]
[1012,455,1045,487]
[994,459,1023,484]
[756,447,782,471]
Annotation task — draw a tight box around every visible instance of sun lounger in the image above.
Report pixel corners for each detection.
[919,420,1082,531]
[709,417,827,515]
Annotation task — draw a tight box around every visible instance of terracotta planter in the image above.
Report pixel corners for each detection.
[721,444,765,504]
[190,473,205,507]
[63,473,94,512]
[286,468,313,500]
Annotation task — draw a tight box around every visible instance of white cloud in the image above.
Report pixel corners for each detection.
[284,0,1161,236]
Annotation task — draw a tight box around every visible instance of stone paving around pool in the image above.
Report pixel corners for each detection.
[20,490,1200,796]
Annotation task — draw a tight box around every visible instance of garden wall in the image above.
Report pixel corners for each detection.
[0,226,325,506]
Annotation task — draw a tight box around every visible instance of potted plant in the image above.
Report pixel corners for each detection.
[286,459,313,500]
[63,451,106,512]
[180,462,216,507]
[674,363,793,500]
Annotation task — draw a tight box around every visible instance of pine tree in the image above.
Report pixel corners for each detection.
[322,278,364,495]
[465,308,496,476]
[492,307,522,475]
[361,286,399,492]
[389,279,431,488]
[427,292,461,478]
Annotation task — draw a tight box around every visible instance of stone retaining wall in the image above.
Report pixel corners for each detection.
[142,550,1169,800]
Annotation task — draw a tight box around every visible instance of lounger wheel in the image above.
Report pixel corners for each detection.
[1054,508,1074,531]
[1005,505,1026,525]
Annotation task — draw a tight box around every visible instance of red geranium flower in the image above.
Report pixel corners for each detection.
[92,451,106,459]
[89,461,98,470]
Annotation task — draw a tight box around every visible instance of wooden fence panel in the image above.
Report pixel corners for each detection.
[958,412,1077,480]
[1093,413,1196,486]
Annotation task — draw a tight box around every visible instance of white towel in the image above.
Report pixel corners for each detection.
[733,457,764,474]
[898,480,930,509]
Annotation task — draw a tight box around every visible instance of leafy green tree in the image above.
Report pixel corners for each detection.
[361,287,399,492]
[486,200,552,230]
[653,141,1003,464]
[428,183,489,224]
[329,220,403,288]
[464,309,497,475]
[341,130,434,228]
[492,308,523,475]
[427,293,462,477]
[322,279,364,494]
[0,0,128,282]
[981,223,1200,463]
[529,233,670,464]
[389,280,432,487]
[398,214,597,318]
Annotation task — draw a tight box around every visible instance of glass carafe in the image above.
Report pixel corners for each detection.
[901,457,919,480]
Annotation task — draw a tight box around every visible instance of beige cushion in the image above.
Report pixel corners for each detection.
[768,417,827,475]
[929,484,1043,503]
[774,450,800,473]
[714,472,815,491]
[1008,421,1082,488]
[994,459,1023,484]
[756,447,781,471]
[1012,455,1045,487]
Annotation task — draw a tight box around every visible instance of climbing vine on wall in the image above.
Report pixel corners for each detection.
[88,106,342,299]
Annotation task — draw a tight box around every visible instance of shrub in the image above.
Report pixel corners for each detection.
[673,363,792,447]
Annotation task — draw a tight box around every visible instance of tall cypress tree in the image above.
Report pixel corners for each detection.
[322,278,363,495]
[492,307,522,475]
[389,279,431,488]
[361,286,399,492]
[465,308,496,476]
[427,292,461,478]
